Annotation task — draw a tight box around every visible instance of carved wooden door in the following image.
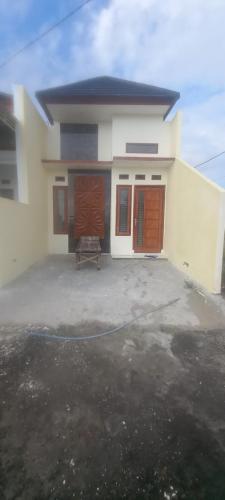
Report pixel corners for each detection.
[74,175,105,238]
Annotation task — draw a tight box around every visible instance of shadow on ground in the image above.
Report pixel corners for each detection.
[1,323,225,499]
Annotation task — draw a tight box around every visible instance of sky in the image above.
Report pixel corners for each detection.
[0,0,225,186]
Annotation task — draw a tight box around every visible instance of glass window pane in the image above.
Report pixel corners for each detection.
[61,124,98,161]
[57,189,65,230]
[137,191,144,247]
[54,187,67,234]
[126,143,158,154]
[119,189,128,233]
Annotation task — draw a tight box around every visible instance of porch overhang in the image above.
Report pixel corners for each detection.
[42,157,174,169]
[42,159,113,170]
[113,156,174,168]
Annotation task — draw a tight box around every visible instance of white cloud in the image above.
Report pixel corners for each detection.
[183,92,225,163]
[0,0,225,184]
[0,0,31,17]
[182,92,225,186]
[69,0,225,88]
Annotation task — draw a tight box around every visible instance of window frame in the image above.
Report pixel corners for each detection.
[116,185,132,236]
[126,142,158,154]
[151,174,162,180]
[53,186,68,235]
[135,174,146,180]
[60,123,98,161]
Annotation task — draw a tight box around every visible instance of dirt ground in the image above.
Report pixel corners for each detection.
[1,322,225,500]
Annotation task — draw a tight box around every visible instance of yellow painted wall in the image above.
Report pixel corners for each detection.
[0,87,48,286]
[165,158,225,293]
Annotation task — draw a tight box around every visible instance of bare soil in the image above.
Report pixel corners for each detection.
[1,323,225,499]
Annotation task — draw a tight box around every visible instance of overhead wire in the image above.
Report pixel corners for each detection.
[0,0,93,70]
[195,150,225,169]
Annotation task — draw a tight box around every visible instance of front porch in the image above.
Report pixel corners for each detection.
[47,161,170,258]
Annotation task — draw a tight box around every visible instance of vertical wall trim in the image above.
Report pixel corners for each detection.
[13,85,29,204]
[215,191,225,293]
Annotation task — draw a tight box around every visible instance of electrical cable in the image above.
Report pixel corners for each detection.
[0,0,93,70]
[195,150,225,169]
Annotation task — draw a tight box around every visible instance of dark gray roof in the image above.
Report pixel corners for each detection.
[36,76,180,123]
[36,76,179,99]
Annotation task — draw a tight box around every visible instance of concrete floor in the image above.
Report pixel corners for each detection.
[0,255,225,329]
[1,257,225,499]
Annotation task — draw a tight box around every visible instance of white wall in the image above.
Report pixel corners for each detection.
[111,165,168,257]
[45,123,60,160]
[98,122,112,160]
[171,112,181,157]
[44,112,180,162]
[112,114,176,158]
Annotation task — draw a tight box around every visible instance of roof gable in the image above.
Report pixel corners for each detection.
[36,76,179,99]
[36,76,180,123]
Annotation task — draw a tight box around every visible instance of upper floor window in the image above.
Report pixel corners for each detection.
[60,124,98,161]
[126,143,158,154]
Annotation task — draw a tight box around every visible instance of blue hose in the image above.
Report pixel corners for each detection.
[28,298,179,342]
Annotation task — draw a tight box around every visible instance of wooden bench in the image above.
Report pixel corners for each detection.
[75,236,102,270]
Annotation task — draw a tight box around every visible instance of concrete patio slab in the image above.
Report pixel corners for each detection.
[0,255,225,330]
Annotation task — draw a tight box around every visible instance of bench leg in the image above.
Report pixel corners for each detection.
[76,253,80,270]
[97,253,101,270]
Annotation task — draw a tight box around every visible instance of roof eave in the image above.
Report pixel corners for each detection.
[36,94,54,124]
[163,94,180,119]
[36,93,180,124]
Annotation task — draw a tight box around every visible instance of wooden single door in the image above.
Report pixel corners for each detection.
[133,186,165,253]
[74,175,105,238]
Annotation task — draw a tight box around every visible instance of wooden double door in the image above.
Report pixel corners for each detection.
[133,186,165,253]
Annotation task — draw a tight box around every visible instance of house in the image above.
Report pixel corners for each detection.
[0,76,225,293]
